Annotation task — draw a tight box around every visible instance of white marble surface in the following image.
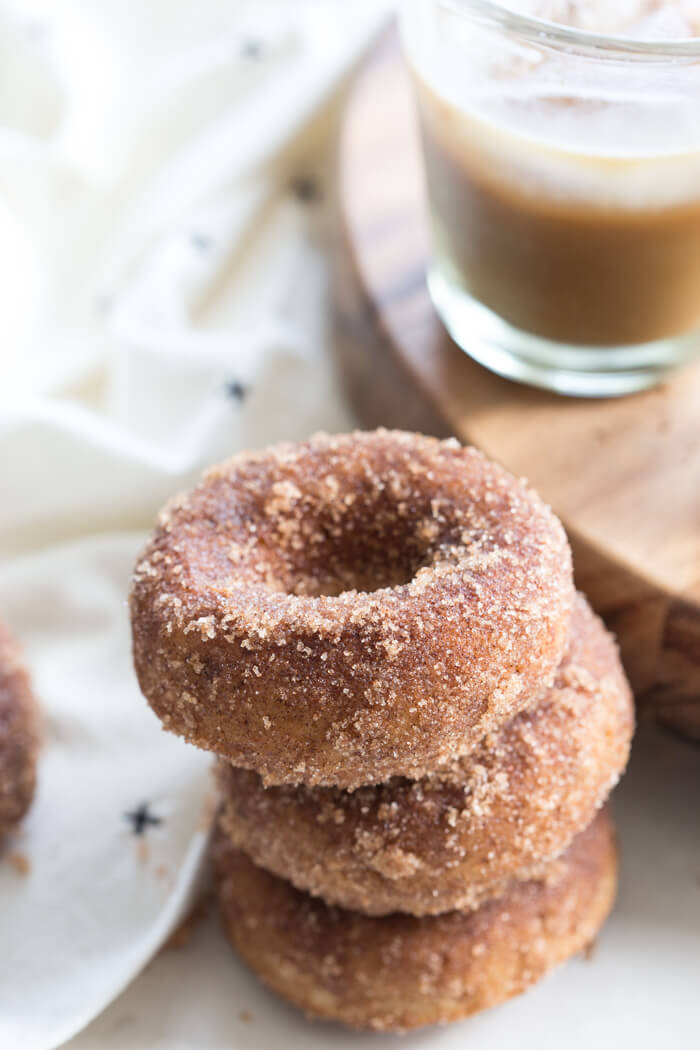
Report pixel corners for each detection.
[66,722,700,1049]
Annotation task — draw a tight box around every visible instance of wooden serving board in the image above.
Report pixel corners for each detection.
[332,35,700,741]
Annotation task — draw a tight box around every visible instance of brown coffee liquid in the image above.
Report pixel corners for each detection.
[417,80,700,347]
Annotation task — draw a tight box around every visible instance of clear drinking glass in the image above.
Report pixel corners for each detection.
[399,1,700,396]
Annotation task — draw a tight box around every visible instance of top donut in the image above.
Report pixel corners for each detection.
[130,430,574,788]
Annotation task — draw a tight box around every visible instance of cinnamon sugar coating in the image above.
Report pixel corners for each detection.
[0,619,39,837]
[213,809,617,1033]
[217,595,633,916]
[130,430,574,787]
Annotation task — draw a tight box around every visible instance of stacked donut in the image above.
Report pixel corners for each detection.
[130,430,634,1032]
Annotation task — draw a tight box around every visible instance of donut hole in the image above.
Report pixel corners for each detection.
[254,498,441,598]
[196,437,502,602]
[275,544,428,598]
[216,479,461,599]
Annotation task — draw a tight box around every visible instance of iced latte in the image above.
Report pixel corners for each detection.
[401,1,700,394]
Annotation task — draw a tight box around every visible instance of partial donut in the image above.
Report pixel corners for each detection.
[214,809,617,1033]
[0,619,39,837]
[217,595,633,916]
[131,430,574,788]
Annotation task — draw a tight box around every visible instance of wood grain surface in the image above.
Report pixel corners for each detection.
[332,36,700,741]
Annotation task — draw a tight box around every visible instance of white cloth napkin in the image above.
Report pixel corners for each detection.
[0,3,387,1048]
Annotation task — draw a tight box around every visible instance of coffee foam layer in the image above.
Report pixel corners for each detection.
[417,73,700,209]
[504,1,700,37]
[402,0,700,206]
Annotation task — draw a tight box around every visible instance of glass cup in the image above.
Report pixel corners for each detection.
[399,1,700,396]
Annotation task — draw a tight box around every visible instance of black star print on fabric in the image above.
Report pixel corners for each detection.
[125,802,163,837]
[290,174,322,204]
[190,232,214,253]
[240,38,263,60]
[225,380,250,403]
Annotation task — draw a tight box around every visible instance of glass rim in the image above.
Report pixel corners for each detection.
[436,0,700,58]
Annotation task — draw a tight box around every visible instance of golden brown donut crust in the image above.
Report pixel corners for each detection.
[131,430,573,788]
[0,619,39,837]
[217,595,633,916]
[213,809,617,1033]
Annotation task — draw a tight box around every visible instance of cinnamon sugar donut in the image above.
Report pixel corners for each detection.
[0,620,39,837]
[217,595,633,916]
[131,430,573,787]
[213,809,617,1033]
